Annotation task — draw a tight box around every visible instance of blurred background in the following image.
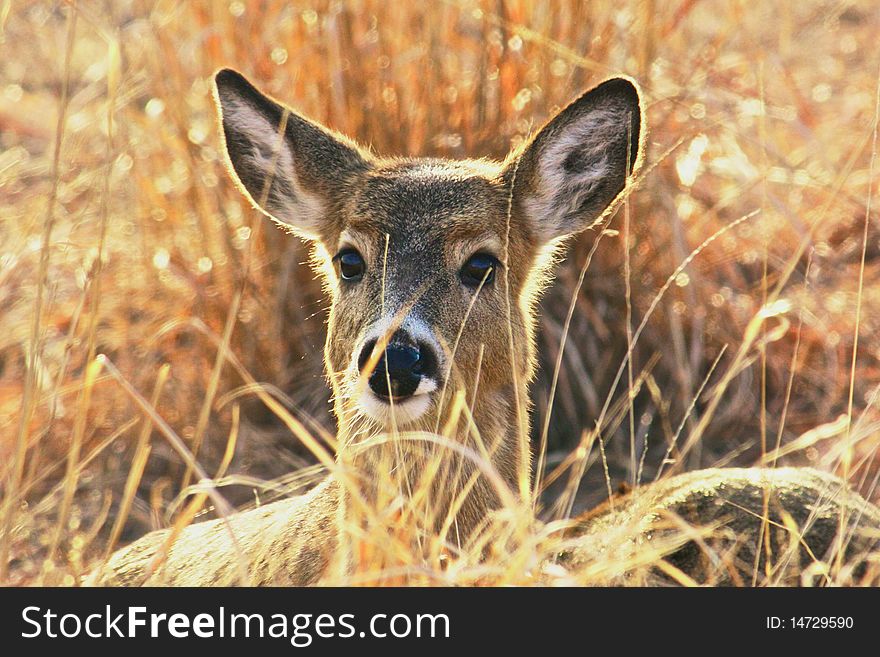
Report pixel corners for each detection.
[1,0,879,585]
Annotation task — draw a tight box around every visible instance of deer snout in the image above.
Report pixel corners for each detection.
[358,333,439,402]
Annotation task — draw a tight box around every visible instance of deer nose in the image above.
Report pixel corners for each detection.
[358,334,437,401]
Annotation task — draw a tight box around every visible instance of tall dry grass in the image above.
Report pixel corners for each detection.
[1,0,879,585]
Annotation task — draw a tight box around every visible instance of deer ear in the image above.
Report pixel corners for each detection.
[506,77,643,243]
[213,68,371,240]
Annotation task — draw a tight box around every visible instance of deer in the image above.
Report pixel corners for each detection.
[87,69,880,587]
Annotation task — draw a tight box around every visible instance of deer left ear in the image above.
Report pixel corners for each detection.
[506,77,643,243]
[213,68,371,241]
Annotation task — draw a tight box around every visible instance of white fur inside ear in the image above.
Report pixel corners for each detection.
[222,96,324,239]
[524,107,625,242]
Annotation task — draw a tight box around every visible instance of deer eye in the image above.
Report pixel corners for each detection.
[334,248,365,281]
[460,253,498,287]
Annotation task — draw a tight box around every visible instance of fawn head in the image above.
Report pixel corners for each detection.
[213,69,642,492]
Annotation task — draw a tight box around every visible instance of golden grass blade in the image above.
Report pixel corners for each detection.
[0,3,78,583]
[101,363,171,562]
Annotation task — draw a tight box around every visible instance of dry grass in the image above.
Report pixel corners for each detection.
[1,0,879,586]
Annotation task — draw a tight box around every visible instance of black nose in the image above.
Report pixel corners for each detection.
[358,333,437,401]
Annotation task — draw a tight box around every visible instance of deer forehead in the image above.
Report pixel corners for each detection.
[336,159,511,261]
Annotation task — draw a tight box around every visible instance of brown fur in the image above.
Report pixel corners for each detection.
[561,468,880,586]
[88,70,879,587]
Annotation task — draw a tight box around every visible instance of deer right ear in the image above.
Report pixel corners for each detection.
[506,77,643,244]
[213,68,371,240]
